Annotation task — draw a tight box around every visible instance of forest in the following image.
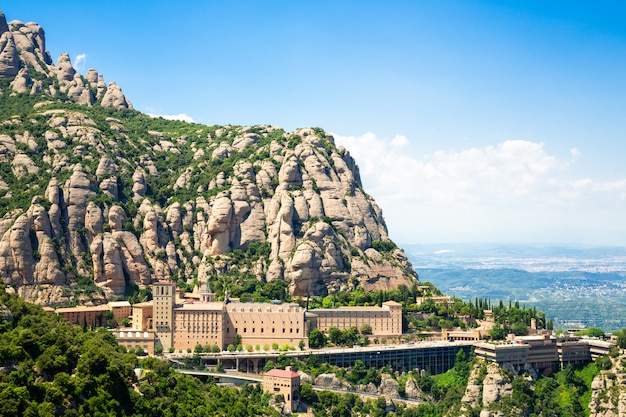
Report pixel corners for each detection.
[3,282,622,416]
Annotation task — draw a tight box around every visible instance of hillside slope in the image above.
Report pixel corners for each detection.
[0,9,417,304]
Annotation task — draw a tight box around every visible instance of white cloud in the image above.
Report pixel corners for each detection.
[74,53,87,72]
[332,132,626,245]
[390,134,408,148]
[147,113,195,123]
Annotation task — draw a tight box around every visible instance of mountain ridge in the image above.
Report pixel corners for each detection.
[0,9,417,305]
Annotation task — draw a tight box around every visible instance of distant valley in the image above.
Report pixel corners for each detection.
[404,243,626,331]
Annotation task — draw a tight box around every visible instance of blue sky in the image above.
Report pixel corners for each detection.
[3,1,626,246]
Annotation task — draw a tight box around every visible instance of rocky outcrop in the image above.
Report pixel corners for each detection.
[314,373,351,390]
[457,362,514,417]
[0,27,19,77]
[404,376,424,401]
[588,356,626,417]
[0,10,130,108]
[101,82,132,109]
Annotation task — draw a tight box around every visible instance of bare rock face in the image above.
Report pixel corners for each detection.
[12,153,38,176]
[9,67,32,93]
[404,376,424,400]
[206,196,233,255]
[30,204,64,286]
[378,374,399,397]
[63,165,95,262]
[66,74,94,106]
[0,213,35,285]
[314,373,350,390]
[132,168,147,202]
[0,30,19,77]
[91,233,125,298]
[96,74,107,99]
[86,68,98,87]
[91,205,151,298]
[481,364,512,406]
[0,205,64,289]
[56,52,76,85]
[0,10,8,34]
[101,82,132,109]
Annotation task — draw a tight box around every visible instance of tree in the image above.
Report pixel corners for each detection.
[614,328,626,348]
[489,323,507,340]
[360,323,373,335]
[453,349,470,381]
[577,327,605,338]
[328,327,343,345]
[263,360,275,372]
[346,360,367,384]
[309,328,327,349]
[299,382,318,404]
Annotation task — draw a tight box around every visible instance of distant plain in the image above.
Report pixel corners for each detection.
[405,244,626,331]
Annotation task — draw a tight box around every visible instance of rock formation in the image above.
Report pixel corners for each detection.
[0,9,418,304]
[0,10,130,108]
[455,362,515,417]
[588,355,626,417]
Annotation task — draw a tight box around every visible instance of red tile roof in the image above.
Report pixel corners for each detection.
[264,369,299,378]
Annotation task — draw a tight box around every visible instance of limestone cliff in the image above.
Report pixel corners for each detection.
[0,9,417,304]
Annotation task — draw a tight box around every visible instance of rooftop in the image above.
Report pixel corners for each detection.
[108,301,131,307]
[56,305,109,313]
[264,369,299,379]
[175,302,224,311]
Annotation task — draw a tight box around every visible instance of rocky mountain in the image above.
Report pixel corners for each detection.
[0,10,417,305]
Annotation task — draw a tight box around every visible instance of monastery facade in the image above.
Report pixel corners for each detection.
[151,282,309,352]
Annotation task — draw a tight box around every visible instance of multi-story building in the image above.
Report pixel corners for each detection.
[153,281,176,350]
[144,282,309,352]
[475,334,616,373]
[557,337,592,367]
[224,301,307,349]
[173,300,226,351]
[474,341,530,373]
[516,334,558,372]
[308,300,402,336]
[263,366,300,413]
[108,301,131,323]
[442,328,482,341]
[56,305,109,327]
[132,301,153,331]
